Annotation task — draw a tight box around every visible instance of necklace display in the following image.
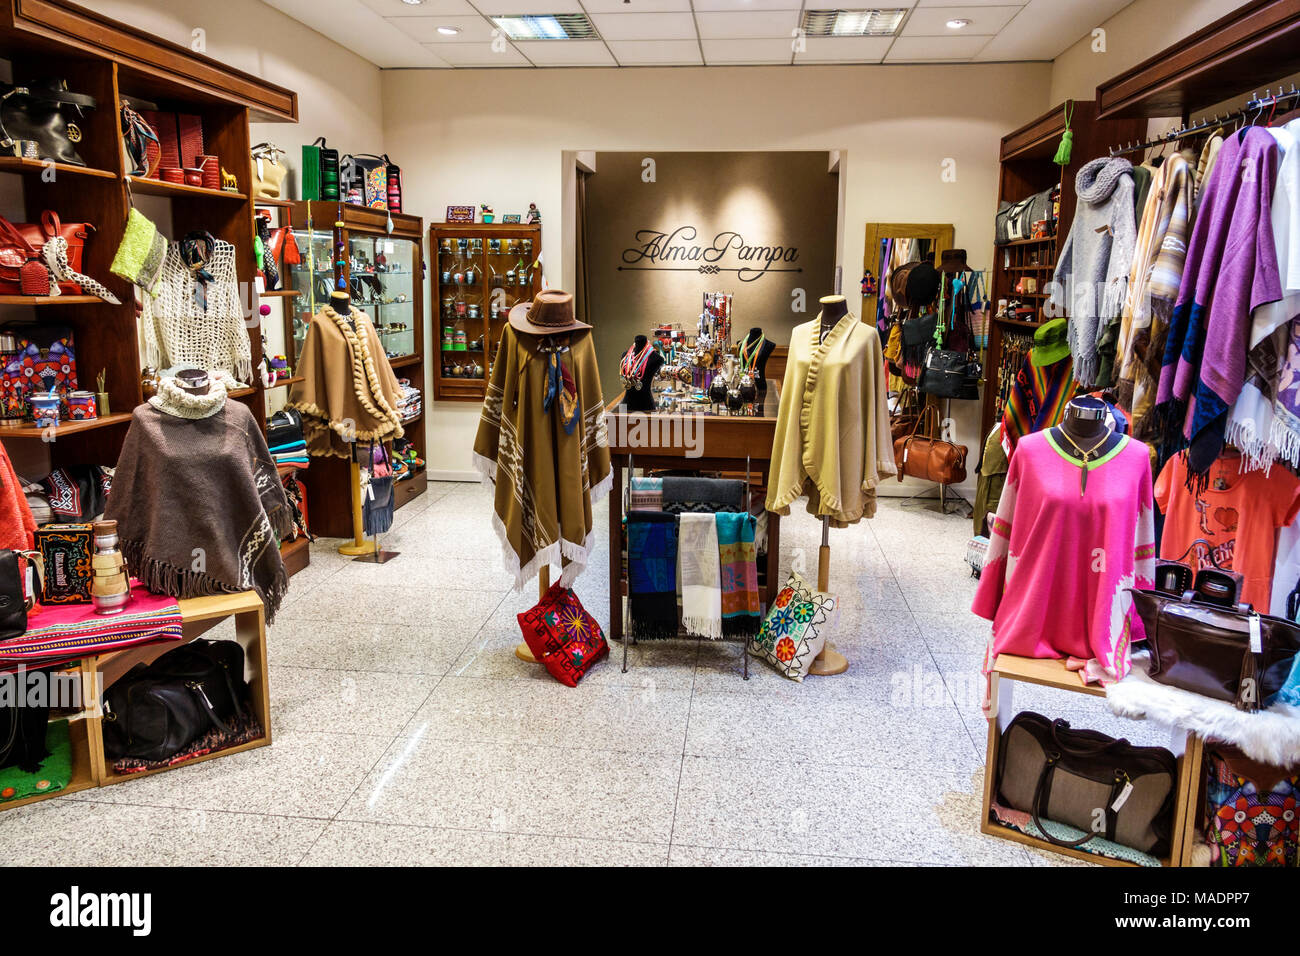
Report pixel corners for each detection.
[738,333,764,374]
[620,342,655,390]
[1057,428,1112,496]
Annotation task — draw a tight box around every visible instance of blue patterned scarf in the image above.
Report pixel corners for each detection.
[627,511,678,640]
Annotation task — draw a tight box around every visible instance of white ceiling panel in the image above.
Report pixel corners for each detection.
[694,0,815,11]
[696,10,801,40]
[903,4,1021,36]
[608,39,704,64]
[361,0,478,14]
[582,0,692,10]
[514,39,618,64]
[974,0,1131,61]
[701,37,796,64]
[885,33,989,60]
[401,15,500,41]
[431,40,531,65]
[794,36,892,63]
[916,0,1024,6]
[475,0,584,14]
[591,12,698,40]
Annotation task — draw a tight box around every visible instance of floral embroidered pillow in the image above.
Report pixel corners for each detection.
[518,583,608,687]
[750,571,836,681]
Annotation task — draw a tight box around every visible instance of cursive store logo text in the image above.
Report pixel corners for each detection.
[619,227,801,282]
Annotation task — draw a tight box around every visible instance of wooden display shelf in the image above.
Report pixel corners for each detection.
[265,375,305,390]
[0,294,110,305]
[0,411,132,438]
[258,288,299,298]
[980,654,1202,867]
[0,155,118,180]
[389,354,420,369]
[128,175,246,201]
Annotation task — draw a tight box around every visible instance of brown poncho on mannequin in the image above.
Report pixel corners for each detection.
[473,326,611,589]
[104,379,292,622]
[286,305,404,457]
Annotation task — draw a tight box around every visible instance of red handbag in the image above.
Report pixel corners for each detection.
[0,212,92,295]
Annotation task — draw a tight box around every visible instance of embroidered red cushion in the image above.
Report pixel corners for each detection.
[517,582,608,687]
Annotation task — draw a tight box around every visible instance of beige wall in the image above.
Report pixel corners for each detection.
[1049,0,1246,105]
[93,0,385,157]
[383,62,1052,479]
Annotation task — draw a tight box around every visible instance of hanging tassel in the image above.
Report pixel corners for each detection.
[1053,101,1074,166]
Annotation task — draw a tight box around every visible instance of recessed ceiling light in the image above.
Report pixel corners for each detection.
[490,13,597,40]
[800,9,906,38]
[946,18,971,29]
[400,0,424,5]
[436,25,460,35]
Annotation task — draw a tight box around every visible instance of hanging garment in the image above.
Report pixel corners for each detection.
[1156,128,1284,477]
[104,387,292,622]
[716,511,760,637]
[0,441,35,552]
[999,352,1075,456]
[1194,130,1225,208]
[1050,157,1137,387]
[139,239,251,381]
[973,431,1155,691]
[286,306,405,458]
[767,311,895,526]
[1226,119,1300,470]
[1115,152,1195,443]
[626,511,678,640]
[473,326,610,589]
[973,425,1008,536]
[678,512,721,640]
[1154,452,1300,612]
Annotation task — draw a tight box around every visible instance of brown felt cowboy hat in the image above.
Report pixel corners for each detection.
[508,290,591,335]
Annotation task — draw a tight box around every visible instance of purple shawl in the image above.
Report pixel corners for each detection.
[1155,127,1283,474]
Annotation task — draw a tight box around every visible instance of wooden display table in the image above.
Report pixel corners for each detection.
[980,654,1203,867]
[0,591,271,813]
[605,385,782,647]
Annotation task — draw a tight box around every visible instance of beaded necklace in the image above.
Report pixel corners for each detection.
[620,342,654,390]
[739,332,765,374]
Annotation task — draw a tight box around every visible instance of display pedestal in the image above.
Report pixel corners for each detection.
[514,566,547,663]
[338,459,377,556]
[808,523,849,676]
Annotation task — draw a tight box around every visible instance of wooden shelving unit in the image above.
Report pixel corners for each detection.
[430,221,541,403]
[0,0,311,574]
[978,100,1146,443]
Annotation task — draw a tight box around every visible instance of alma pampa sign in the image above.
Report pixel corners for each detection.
[619,226,801,282]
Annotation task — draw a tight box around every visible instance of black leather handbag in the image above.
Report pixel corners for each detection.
[101,640,249,762]
[0,548,31,641]
[267,408,304,451]
[996,711,1177,855]
[0,79,97,167]
[919,348,981,400]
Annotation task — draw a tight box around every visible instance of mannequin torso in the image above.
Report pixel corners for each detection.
[740,326,776,388]
[1050,397,1125,494]
[621,335,663,412]
[819,295,849,343]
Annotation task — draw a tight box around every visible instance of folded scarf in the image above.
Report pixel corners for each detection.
[999,353,1076,456]
[662,476,745,514]
[627,511,678,640]
[717,511,761,636]
[629,476,662,511]
[678,512,721,639]
[1156,128,1284,479]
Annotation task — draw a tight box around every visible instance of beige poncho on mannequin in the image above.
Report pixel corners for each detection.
[767,312,896,526]
[473,326,611,589]
[286,306,404,458]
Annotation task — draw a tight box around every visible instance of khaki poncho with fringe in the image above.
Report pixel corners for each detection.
[287,306,404,458]
[767,312,896,526]
[105,394,292,622]
[473,325,611,589]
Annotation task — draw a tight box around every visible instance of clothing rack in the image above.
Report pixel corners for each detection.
[1108,86,1300,157]
[621,452,752,680]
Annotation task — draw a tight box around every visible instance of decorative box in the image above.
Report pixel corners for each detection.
[36,523,95,604]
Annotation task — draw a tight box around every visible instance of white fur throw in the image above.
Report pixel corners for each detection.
[1107,653,1300,768]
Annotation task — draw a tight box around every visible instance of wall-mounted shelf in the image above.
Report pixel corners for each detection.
[0,156,118,180]
[0,294,109,305]
[128,175,246,201]
[0,412,133,438]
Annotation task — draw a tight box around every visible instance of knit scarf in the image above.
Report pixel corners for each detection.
[678,512,721,639]
[627,511,678,640]
[104,402,293,623]
[717,511,761,636]
[662,476,745,514]
[147,374,229,419]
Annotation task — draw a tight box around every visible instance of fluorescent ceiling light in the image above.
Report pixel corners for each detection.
[436,25,460,35]
[800,8,906,37]
[490,13,598,40]
[946,18,971,29]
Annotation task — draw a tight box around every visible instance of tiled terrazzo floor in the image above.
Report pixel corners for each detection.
[1,482,1181,866]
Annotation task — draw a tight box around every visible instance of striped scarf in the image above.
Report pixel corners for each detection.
[1000,352,1077,456]
[716,512,761,637]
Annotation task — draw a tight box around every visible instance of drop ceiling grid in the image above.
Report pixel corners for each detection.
[345,0,1116,68]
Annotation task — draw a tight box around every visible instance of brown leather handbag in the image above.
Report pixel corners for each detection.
[893,404,968,484]
[890,387,921,441]
[996,711,1176,855]
[1129,589,1300,712]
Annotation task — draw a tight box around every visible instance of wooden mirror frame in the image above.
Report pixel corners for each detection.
[861,222,955,324]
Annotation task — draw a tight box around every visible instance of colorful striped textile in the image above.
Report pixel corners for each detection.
[716,511,760,636]
[1,583,183,671]
[1000,352,1077,457]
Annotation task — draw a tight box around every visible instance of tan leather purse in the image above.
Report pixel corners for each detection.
[893,404,968,484]
[250,142,287,200]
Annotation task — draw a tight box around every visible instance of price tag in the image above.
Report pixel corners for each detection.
[1111,780,1134,812]
[1249,613,1263,655]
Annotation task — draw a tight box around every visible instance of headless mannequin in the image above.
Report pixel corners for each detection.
[1051,397,1123,493]
[819,295,849,343]
[621,334,664,412]
[175,368,210,396]
[330,290,355,330]
[740,326,776,389]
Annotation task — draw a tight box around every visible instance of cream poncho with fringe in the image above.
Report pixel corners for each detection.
[767,312,896,526]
